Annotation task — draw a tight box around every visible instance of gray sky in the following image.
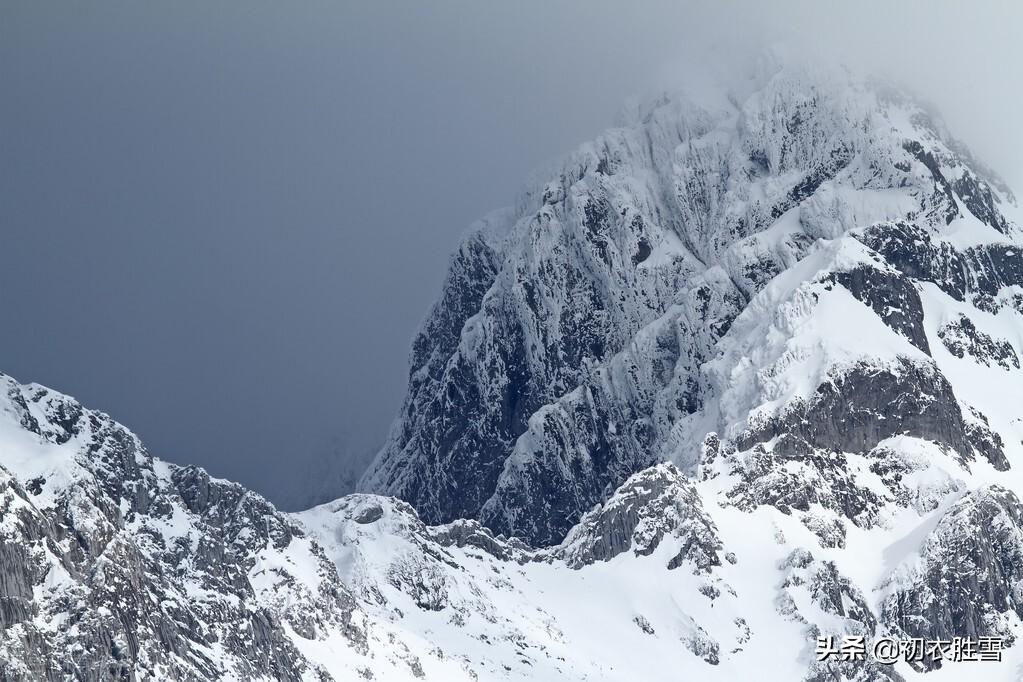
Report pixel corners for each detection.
[2,1,1020,508]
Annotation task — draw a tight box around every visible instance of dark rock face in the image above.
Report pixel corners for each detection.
[429,517,531,562]
[881,486,1023,668]
[555,463,723,571]
[367,221,515,527]
[952,171,1012,235]
[938,314,1020,370]
[866,441,964,513]
[963,407,1011,471]
[856,221,1023,303]
[778,548,875,633]
[828,266,930,354]
[364,175,721,537]
[476,371,663,547]
[855,222,969,299]
[738,359,972,462]
[0,476,61,632]
[777,548,905,682]
[901,140,960,226]
[477,276,743,545]
[722,442,882,531]
[717,348,1007,540]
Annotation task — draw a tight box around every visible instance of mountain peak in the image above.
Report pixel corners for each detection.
[361,62,1020,547]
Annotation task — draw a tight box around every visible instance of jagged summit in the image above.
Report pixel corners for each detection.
[360,59,1021,546]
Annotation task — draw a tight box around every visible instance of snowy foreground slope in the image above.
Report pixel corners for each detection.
[5,58,1023,680]
[3,372,1023,681]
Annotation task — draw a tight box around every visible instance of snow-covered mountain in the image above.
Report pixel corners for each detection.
[361,56,1022,548]
[5,56,1023,680]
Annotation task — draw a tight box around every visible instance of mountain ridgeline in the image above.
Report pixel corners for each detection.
[4,59,1023,680]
